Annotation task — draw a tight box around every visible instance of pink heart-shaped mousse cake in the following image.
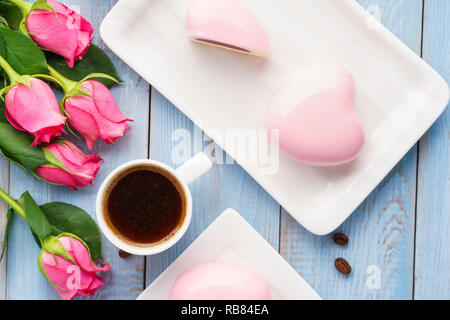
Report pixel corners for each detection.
[265,65,365,166]
[170,261,271,300]
[186,0,271,58]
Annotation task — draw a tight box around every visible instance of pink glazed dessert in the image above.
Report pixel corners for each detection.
[265,65,365,166]
[186,0,271,58]
[170,261,271,300]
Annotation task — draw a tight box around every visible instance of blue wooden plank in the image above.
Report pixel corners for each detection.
[0,160,9,299]
[280,0,422,299]
[414,0,450,300]
[5,0,149,299]
[145,90,280,286]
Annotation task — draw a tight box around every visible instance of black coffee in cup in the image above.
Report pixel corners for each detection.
[103,166,187,245]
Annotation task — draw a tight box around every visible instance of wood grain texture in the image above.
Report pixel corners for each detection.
[279,0,423,300]
[5,0,149,299]
[2,0,449,300]
[145,90,280,285]
[0,160,9,299]
[414,0,450,300]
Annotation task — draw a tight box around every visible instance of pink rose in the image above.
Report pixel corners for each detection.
[65,80,131,150]
[5,78,66,146]
[39,235,110,300]
[37,140,102,190]
[26,0,94,68]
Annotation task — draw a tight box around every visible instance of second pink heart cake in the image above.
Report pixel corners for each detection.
[170,261,271,300]
[265,65,365,166]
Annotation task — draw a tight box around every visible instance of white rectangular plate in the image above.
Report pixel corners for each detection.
[137,209,320,300]
[101,0,449,235]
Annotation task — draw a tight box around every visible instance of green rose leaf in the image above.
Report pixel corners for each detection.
[40,202,102,260]
[0,27,48,75]
[0,73,6,89]
[0,208,14,262]
[0,123,48,169]
[0,1,23,30]
[46,44,122,88]
[0,34,6,89]
[0,16,8,28]
[0,32,6,58]
[0,102,48,170]
[23,192,53,242]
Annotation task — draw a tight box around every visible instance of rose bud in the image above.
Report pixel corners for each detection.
[5,78,66,146]
[37,140,102,190]
[26,0,94,68]
[64,80,131,150]
[39,234,110,300]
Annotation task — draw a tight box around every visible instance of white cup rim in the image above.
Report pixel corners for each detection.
[96,159,193,256]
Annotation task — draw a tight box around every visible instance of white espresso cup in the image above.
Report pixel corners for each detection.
[96,152,213,256]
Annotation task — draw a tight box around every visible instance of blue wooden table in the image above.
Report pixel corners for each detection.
[0,0,448,300]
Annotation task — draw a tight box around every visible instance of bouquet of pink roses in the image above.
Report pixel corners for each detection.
[0,0,132,299]
[0,0,131,190]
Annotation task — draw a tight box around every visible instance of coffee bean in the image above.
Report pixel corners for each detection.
[333,233,349,246]
[335,258,352,275]
[119,250,132,259]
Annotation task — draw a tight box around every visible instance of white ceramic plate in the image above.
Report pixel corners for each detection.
[137,209,321,300]
[101,0,449,235]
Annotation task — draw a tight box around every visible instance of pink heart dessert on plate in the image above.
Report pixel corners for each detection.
[265,65,365,166]
[170,261,271,300]
[186,0,271,58]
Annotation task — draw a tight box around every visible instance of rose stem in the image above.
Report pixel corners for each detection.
[47,66,77,93]
[0,55,21,84]
[0,187,26,220]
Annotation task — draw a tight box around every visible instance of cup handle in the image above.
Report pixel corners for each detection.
[175,152,213,185]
